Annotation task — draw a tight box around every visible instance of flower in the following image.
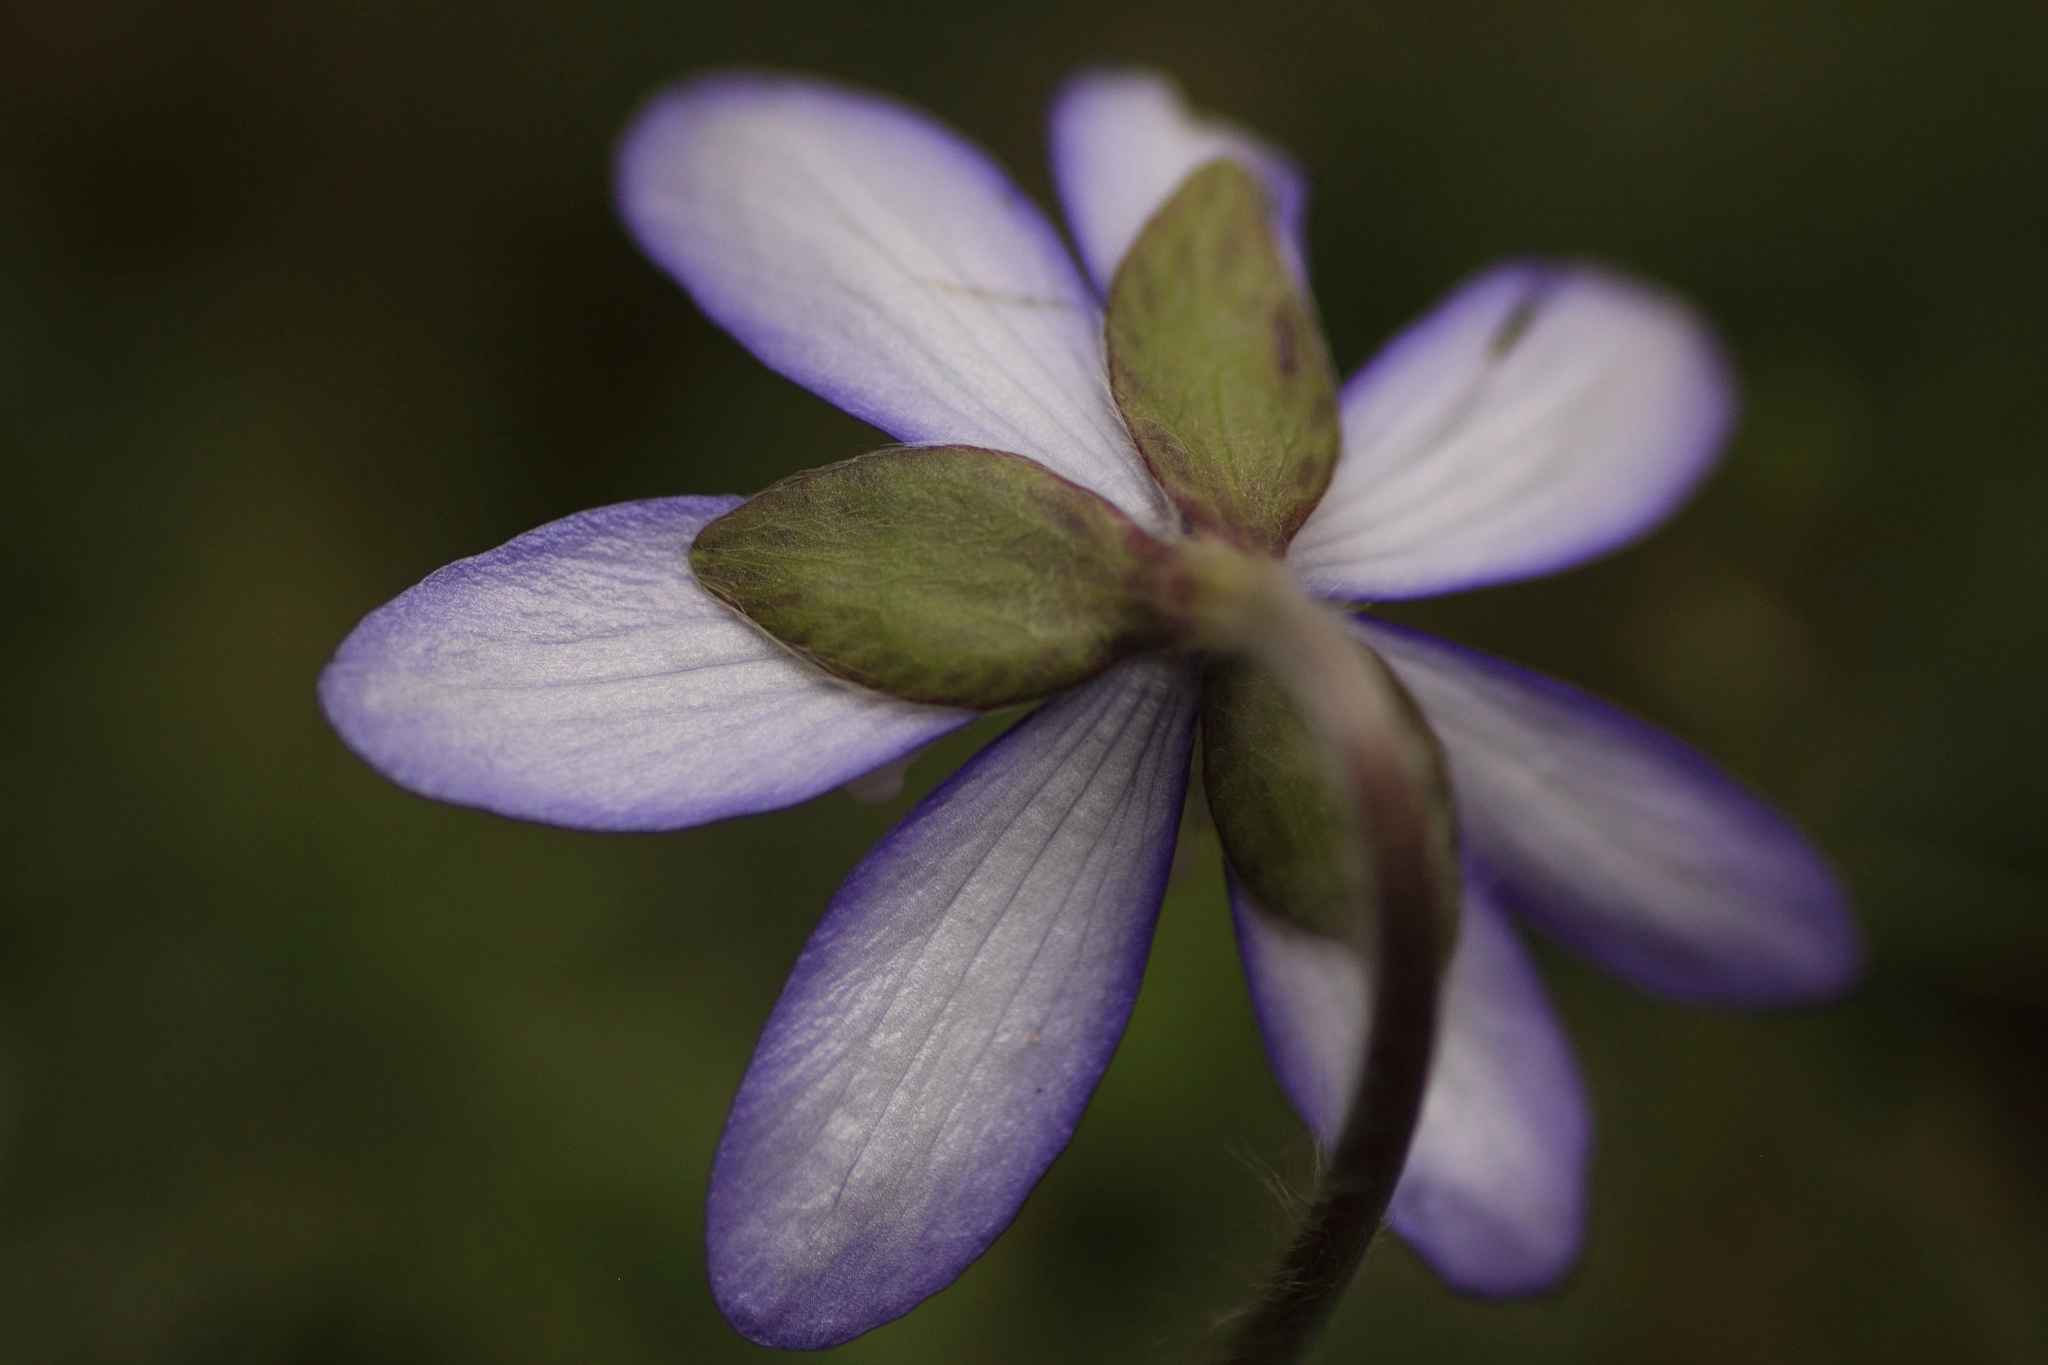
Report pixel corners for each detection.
[318,68,1862,1350]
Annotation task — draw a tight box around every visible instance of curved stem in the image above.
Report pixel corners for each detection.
[1187,550,1459,1365]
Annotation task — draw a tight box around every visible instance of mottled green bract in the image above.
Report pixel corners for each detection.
[690,445,1191,708]
[1107,159,1342,554]
[1201,656,1364,940]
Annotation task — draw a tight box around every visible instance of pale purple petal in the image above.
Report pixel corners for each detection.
[1231,870,1592,1297]
[318,498,968,832]
[707,659,1199,1348]
[617,74,1162,524]
[1227,872,1364,1149]
[1360,619,1861,1005]
[1387,874,1592,1296]
[1049,67,1309,293]
[1290,262,1735,600]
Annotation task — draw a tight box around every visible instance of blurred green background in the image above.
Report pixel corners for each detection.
[3,0,2045,1360]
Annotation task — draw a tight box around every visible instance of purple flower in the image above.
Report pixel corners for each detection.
[318,69,1862,1350]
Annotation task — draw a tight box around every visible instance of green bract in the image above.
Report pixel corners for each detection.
[1106,159,1342,554]
[1202,657,1362,939]
[690,446,1193,708]
[1204,644,1464,947]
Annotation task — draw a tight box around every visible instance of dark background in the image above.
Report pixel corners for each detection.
[3,1,2045,1361]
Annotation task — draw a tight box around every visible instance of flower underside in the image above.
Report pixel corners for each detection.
[316,65,1867,1363]
[693,159,1379,943]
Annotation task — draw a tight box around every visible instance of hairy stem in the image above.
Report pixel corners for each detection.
[1186,546,1459,1365]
